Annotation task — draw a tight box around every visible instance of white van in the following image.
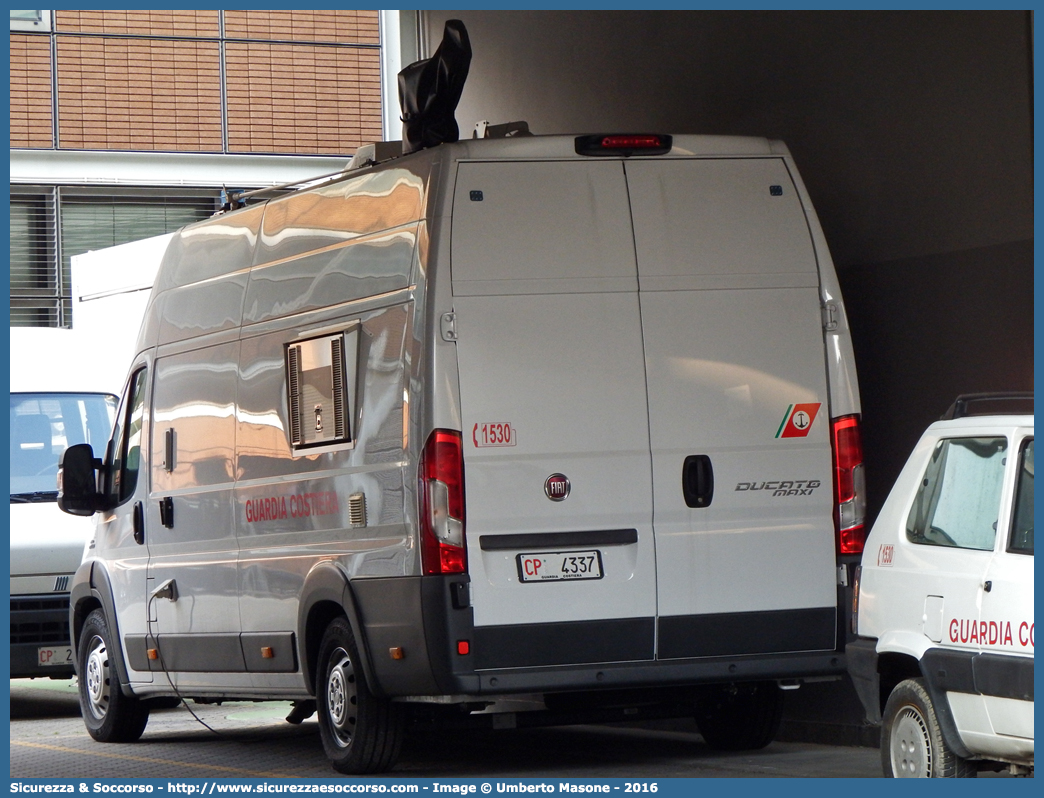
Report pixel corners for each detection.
[59,132,864,772]
[10,328,118,678]
[10,237,164,681]
[848,394,1033,777]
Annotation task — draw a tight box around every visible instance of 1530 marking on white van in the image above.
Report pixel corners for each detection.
[877,544,894,567]
[473,422,516,447]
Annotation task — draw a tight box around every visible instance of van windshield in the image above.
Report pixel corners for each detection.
[10,392,117,499]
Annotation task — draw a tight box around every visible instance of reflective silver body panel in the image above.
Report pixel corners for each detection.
[96,154,438,694]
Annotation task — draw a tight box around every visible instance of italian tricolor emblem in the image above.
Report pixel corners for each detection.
[776,403,821,438]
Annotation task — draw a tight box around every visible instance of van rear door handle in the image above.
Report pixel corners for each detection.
[682,455,714,508]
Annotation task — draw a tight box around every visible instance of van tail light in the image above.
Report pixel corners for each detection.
[419,429,467,575]
[575,134,673,157]
[832,414,866,555]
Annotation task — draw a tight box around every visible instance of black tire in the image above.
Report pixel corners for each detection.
[315,617,403,774]
[881,678,976,778]
[694,681,784,751]
[77,608,150,742]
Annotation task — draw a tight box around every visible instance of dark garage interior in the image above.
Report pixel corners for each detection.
[420,9,1034,743]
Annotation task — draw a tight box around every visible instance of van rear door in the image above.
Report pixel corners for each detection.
[626,157,838,659]
[450,160,656,670]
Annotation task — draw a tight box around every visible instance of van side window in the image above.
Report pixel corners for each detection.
[112,368,148,503]
[285,330,357,453]
[905,437,1007,551]
[1008,438,1033,555]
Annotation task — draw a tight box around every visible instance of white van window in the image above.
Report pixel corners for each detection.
[113,369,148,503]
[906,437,1007,551]
[285,330,357,453]
[1009,438,1033,555]
[9,392,116,496]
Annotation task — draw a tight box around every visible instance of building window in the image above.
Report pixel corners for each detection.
[10,10,51,32]
[10,187,58,328]
[9,186,223,328]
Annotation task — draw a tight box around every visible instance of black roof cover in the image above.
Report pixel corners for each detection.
[398,19,472,155]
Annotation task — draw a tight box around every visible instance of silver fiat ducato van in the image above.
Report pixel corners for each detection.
[59,131,863,773]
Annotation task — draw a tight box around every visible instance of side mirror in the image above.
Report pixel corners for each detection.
[57,443,107,516]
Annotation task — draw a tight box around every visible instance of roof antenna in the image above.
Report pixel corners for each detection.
[398,19,472,155]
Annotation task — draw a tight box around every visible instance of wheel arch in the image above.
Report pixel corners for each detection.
[915,655,976,761]
[877,651,922,717]
[69,560,135,697]
[298,562,380,697]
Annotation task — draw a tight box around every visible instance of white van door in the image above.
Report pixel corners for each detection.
[95,364,154,684]
[451,160,656,669]
[626,157,838,658]
[978,433,1033,743]
[146,340,243,683]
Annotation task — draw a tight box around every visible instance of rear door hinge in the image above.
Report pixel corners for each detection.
[822,302,839,331]
[440,312,458,342]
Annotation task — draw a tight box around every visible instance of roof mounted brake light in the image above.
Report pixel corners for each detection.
[575,134,673,157]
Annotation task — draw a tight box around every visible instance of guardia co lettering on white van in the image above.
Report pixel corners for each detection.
[947,618,1034,649]
[244,492,341,523]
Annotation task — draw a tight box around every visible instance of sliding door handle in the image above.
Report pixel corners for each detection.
[159,496,174,528]
[133,501,145,545]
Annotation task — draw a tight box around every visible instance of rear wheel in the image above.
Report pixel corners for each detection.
[881,678,975,778]
[315,617,403,774]
[694,681,783,751]
[78,609,149,742]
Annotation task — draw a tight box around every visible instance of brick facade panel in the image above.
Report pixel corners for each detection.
[224,10,379,45]
[57,36,223,152]
[12,12,383,155]
[226,42,382,155]
[10,35,54,148]
[56,10,220,38]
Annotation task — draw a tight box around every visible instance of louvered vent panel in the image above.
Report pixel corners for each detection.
[331,336,347,439]
[287,345,302,446]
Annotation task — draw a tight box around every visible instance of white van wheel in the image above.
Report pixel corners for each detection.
[881,678,975,777]
[316,617,403,774]
[77,609,149,742]
[694,681,783,751]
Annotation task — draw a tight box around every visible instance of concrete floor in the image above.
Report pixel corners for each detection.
[8,677,1012,780]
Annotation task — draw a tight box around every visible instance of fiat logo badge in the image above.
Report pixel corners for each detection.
[544,473,571,501]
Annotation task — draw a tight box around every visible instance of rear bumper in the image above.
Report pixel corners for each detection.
[10,593,75,678]
[460,650,846,696]
[355,575,846,698]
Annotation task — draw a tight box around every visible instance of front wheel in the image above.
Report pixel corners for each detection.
[881,678,975,777]
[315,617,403,774]
[694,681,784,751]
[77,608,150,742]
